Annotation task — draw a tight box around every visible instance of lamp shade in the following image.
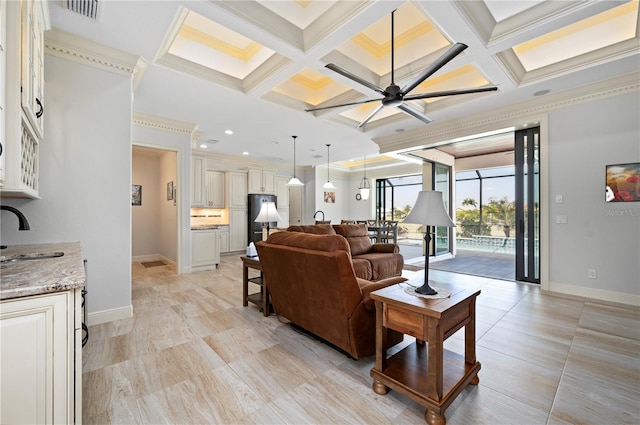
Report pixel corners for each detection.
[403,191,455,227]
[286,177,304,187]
[254,201,283,223]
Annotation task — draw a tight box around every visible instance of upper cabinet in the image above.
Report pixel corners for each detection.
[226,171,247,209]
[248,169,275,194]
[191,156,205,207]
[0,0,49,198]
[20,0,45,137]
[205,171,224,208]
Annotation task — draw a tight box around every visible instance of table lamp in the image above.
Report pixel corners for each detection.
[403,191,456,295]
[255,201,282,238]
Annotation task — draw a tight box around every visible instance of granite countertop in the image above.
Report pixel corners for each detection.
[191,225,220,230]
[0,242,86,301]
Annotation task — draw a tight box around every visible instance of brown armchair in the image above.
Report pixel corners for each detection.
[332,224,404,281]
[256,231,405,359]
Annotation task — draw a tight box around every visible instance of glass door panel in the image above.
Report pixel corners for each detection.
[515,127,540,283]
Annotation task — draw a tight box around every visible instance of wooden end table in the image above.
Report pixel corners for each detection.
[370,281,481,425]
[241,256,270,316]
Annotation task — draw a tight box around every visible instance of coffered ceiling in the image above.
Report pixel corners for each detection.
[49,0,640,168]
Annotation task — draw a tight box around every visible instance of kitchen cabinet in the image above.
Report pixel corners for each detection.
[218,225,230,253]
[248,169,275,194]
[226,171,247,209]
[191,156,205,207]
[1,0,49,198]
[0,0,6,186]
[1,289,82,424]
[205,171,224,208]
[275,176,290,228]
[191,229,220,270]
[229,209,247,252]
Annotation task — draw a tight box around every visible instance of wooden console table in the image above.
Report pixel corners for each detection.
[241,256,270,316]
[370,282,481,425]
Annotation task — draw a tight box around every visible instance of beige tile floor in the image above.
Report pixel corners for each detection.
[83,255,640,424]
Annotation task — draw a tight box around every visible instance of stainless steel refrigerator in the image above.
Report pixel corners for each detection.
[247,194,277,246]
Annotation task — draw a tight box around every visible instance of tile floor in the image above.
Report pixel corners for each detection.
[82,255,640,424]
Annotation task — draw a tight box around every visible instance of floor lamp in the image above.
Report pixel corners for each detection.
[255,201,282,238]
[403,191,456,295]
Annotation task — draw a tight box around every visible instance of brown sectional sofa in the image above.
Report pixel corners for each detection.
[255,231,405,359]
[286,223,404,281]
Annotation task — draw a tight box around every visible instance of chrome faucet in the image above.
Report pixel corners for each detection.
[1,205,30,230]
[313,210,325,221]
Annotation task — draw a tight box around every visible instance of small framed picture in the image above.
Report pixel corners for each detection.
[606,163,640,202]
[167,181,174,200]
[324,191,336,203]
[132,185,142,206]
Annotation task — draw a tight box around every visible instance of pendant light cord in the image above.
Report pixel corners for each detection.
[326,144,331,182]
[292,135,297,178]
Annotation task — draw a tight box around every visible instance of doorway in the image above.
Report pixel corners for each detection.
[131,146,179,269]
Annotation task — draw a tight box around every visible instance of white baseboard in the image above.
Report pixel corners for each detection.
[87,305,133,326]
[548,281,640,307]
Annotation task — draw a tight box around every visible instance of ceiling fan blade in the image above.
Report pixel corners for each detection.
[326,63,386,95]
[400,43,468,96]
[403,86,498,102]
[398,103,433,125]
[305,97,383,113]
[357,104,384,128]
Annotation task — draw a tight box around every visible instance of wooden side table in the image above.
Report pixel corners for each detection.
[370,282,481,425]
[240,256,270,316]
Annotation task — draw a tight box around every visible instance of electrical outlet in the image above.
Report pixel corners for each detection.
[556,215,568,224]
[588,269,597,279]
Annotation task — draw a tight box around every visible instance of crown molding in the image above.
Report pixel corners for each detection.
[375,73,640,154]
[45,28,146,82]
[132,111,198,135]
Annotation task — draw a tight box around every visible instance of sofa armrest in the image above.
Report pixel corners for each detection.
[358,276,407,311]
[371,243,399,253]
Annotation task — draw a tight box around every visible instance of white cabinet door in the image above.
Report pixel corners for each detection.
[0,0,6,187]
[226,172,247,209]
[275,176,289,208]
[206,171,224,208]
[20,0,46,137]
[229,209,247,251]
[191,156,205,207]
[248,169,275,194]
[219,228,230,253]
[1,291,72,424]
[191,230,220,269]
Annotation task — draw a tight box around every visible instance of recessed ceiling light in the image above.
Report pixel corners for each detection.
[242,151,249,155]
[199,144,208,148]
[225,130,234,135]
[395,128,405,132]
[533,89,550,96]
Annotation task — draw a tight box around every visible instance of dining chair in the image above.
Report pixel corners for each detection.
[379,220,398,244]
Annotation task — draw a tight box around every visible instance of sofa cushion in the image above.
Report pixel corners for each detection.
[332,224,372,256]
[355,252,403,281]
[266,231,349,253]
[351,258,372,281]
[286,224,336,235]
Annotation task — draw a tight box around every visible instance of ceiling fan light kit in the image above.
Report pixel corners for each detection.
[305,10,497,128]
[286,135,304,187]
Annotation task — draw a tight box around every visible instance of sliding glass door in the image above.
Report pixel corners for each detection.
[515,127,540,283]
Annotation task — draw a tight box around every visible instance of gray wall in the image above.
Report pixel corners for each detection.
[548,91,639,300]
[1,54,133,318]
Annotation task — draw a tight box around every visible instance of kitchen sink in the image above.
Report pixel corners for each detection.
[0,252,65,263]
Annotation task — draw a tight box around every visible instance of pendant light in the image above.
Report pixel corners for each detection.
[322,144,336,190]
[359,155,371,200]
[286,135,304,186]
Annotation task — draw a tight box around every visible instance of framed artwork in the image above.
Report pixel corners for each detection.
[324,191,336,203]
[131,185,142,206]
[606,163,640,202]
[167,181,174,200]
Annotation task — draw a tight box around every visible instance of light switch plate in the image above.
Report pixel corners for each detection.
[555,195,563,203]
